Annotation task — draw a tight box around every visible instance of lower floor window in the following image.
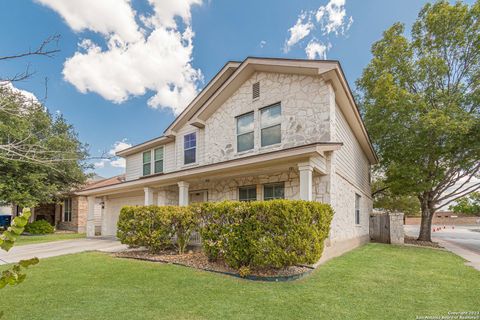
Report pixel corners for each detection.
[239,186,257,201]
[64,198,72,222]
[263,183,285,200]
[355,193,361,225]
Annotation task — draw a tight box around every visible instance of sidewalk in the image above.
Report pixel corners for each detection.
[0,238,127,265]
[436,238,480,271]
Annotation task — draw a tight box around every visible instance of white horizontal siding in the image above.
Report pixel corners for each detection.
[163,142,176,173]
[335,105,371,195]
[125,153,142,181]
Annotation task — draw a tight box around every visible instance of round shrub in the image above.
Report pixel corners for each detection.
[195,200,334,270]
[117,205,199,253]
[24,220,54,235]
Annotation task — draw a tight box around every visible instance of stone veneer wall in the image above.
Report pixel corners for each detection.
[155,169,331,206]
[203,72,332,165]
[329,173,371,242]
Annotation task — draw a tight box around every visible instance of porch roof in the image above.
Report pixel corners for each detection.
[77,142,342,197]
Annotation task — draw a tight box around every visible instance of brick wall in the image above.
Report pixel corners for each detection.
[405,216,480,225]
[57,196,87,232]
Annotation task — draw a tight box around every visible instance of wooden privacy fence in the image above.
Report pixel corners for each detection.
[370,212,404,245]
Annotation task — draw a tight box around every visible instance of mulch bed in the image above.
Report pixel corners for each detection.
[404,236,442,248]
[115,249,313,280]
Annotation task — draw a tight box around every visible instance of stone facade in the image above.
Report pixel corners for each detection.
[97,62,375,256]
[328,172,371,243]
[203,72,332,165]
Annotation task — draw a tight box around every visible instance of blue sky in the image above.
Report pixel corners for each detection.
[0,0,473,177]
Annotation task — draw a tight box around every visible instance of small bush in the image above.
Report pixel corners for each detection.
[117,205,198,254]
[24,220,54,235]
[170,207,199,254]
[196,200,334,270]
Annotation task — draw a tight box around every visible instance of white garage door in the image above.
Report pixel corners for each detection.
[104,196,144,236]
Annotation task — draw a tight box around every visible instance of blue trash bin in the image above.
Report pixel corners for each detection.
[0,215,12,229]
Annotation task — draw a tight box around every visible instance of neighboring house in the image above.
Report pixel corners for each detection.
[11,175,125,233]
[78,57,378,259]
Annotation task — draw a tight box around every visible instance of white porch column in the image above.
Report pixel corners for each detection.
[177,181,190,206]
[144,187,154,205]
[298,162,313,201]
[101,196,108,236]
[86,196,96,237]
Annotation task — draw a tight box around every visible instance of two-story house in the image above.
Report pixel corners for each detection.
[78,57,378,261]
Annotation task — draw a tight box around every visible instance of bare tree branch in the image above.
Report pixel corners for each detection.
[0,34,61,61]
[434,183,480,211]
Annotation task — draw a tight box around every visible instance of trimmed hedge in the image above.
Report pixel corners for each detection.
[24,220,54,235]
[116,200,333,270]
[194,200,333,269]
[117,205,198,254]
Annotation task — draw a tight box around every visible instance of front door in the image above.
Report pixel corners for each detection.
[189,190,208,203]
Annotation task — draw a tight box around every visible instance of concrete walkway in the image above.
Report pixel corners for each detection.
[436,238,480,271]
[0,238,127,265]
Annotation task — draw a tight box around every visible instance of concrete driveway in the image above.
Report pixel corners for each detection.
[0,238,127,265]
[404,225,480,271]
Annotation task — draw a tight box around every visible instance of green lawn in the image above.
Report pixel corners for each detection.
[1,243,478,320]
[16,233,85,246]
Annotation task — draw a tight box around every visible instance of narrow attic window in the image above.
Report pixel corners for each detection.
[252,81,260,100]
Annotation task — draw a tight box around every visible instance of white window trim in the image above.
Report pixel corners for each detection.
[183,131,197,166]
[142,150,152,176]
[238,185,257,201]
[355,193,361,225]
[236,111,255,154]
[153,146,164,174]
[260,103,282,147]
[263,182,285,200]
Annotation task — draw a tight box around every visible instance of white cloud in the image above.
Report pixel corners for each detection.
[283,0,352,59]
[315,0,352,36]
[95,139,132,169]
[305,40,331,60]
[35,0,142,43]
[284,12,314,52]
[259,40,267,48]
[36,0,203,115]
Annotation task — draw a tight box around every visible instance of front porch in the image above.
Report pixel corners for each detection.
[84,144,338,237]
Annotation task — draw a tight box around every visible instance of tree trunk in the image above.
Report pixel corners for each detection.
[418,195,435,242]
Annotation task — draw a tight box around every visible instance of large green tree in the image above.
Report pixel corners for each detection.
[357,0,480,241]
[449,192,480,215]
[372,177,421,216]
[0,84,89,207]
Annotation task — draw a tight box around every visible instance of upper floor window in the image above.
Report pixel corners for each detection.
[263,182,284,200]
[143,151,151,176]
[63,198,72,222]
[261,103,281,147]
[236,112,254,152]
[239,185,257,201]
[184,133,196,165]
[355,193,361,225]
[154,147,164,174]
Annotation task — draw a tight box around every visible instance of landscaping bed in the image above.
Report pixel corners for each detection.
[404,235,442,248]
[115,249,313,281]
